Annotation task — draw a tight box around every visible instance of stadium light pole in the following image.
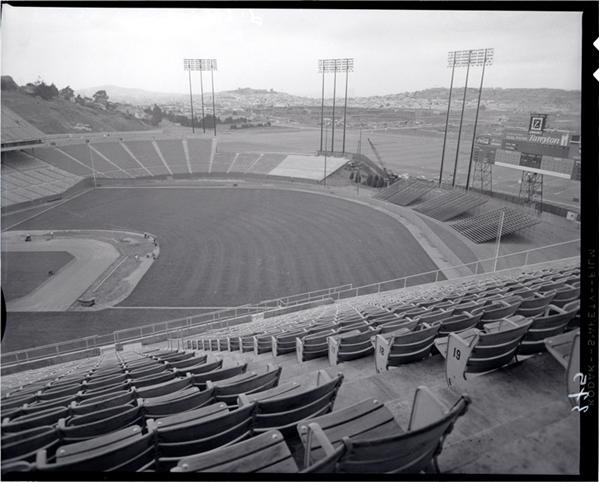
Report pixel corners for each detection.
[183,59,199,134]
[452,50,472,188]
[318,58,354,154]
[447,48,493,188]
[439,53,457,185]
[466,48,494,191]
[199,70,206,134]
[210,62,217,136]
[341,59,354,154]
[319,68,325,152]
[331,68,337,152]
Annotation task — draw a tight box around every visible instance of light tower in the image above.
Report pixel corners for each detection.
[318,58,354,154]
[439,48,494,188]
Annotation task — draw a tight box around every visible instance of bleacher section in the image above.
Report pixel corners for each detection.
[383,179,434,206]
[211,152,236,173]
[91,142,147,177]
[185,139,212,173]
[30,146,93,177]
[249,153,287,174]
[155,139,188,174]
[122,140,169,176]
[413,191,487,221]
[228,152,260,173]
[452,208,542,243]
[1,151,83,208]
[58,144,128,178]
[268,154,347,181]
[0,260,580,474]
[1,107,45,149]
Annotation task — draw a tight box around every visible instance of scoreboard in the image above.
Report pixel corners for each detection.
[473,128,581,181]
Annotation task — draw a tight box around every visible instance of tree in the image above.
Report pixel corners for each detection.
[59,86,75,101]
[93,89,109,105]
[1,76,18,91]
[32,82,59,100]
[349,171,355,181]
[367,174,373,187]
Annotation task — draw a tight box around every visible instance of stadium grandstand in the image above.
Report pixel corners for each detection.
[0,14,589,478]
[0,102,586,475]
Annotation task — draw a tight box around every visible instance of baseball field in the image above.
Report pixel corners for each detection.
[3,185,441,350]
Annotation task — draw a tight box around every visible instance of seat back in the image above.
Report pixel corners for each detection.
[212,366,282,406]
[171,429,298,473]
[180,358,223,375]
[253,373,344,435]
[142,386,214,418]
[154,403,256,469]
[1,426,59,464]
[468,318,532,373]
[387,323,441,366]
[36,425,155,472]
[335,396,470,473]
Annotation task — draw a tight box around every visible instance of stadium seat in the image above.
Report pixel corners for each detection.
[170,429,322,473]
[177,358,223,375]
[133,373,193,399]
[434,316,533,389]
[58,402,144,442]
[70,389,137,416]
[35,425,155,472]
[545,329,581,406]
[517,301,580,356]
[1,425,60,465]
[296,329,337,362]
[140,386,214,418]
[297,386,470,473]
[207,364,282,406]
[149,402,255,471]
[190,363,248,390]
[328,326,378,365]
[374,322,441,372]
[237,370,343,438]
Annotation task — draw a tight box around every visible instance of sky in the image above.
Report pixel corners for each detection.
[1,7,582,98]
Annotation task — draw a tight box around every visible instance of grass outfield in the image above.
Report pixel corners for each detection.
[3,186,440,350]
[1,251,74,301]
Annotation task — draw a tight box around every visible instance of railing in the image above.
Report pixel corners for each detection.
[0,282,352,366]
[1,239,579,366]
[328,239,580,301]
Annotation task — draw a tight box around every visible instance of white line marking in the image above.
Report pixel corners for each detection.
[2,188,94,231]
[120,141,154,177]
[152,140,173,175]
[92,255,129,293]
[89,145,133,178]
[245,153,264,174]
[226,153,240,173]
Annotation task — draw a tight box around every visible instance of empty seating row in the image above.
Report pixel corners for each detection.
[2,369,344,473]
[451,207,542,243]
[4,381,469,475]
[413,190,487,221]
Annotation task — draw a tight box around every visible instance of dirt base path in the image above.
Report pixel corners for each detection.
[3,231,119,311]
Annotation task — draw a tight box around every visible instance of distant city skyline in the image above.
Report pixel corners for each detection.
[1,7,582,97]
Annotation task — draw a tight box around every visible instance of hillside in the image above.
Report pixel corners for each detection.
[78,84,581,116]
[1,90,152,135]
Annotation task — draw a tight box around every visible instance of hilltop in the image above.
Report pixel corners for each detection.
[77,84,580,115]
[1,78,152,135]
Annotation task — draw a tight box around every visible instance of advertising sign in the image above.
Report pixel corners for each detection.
[528,114,547,133]
[502,129,571,158]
